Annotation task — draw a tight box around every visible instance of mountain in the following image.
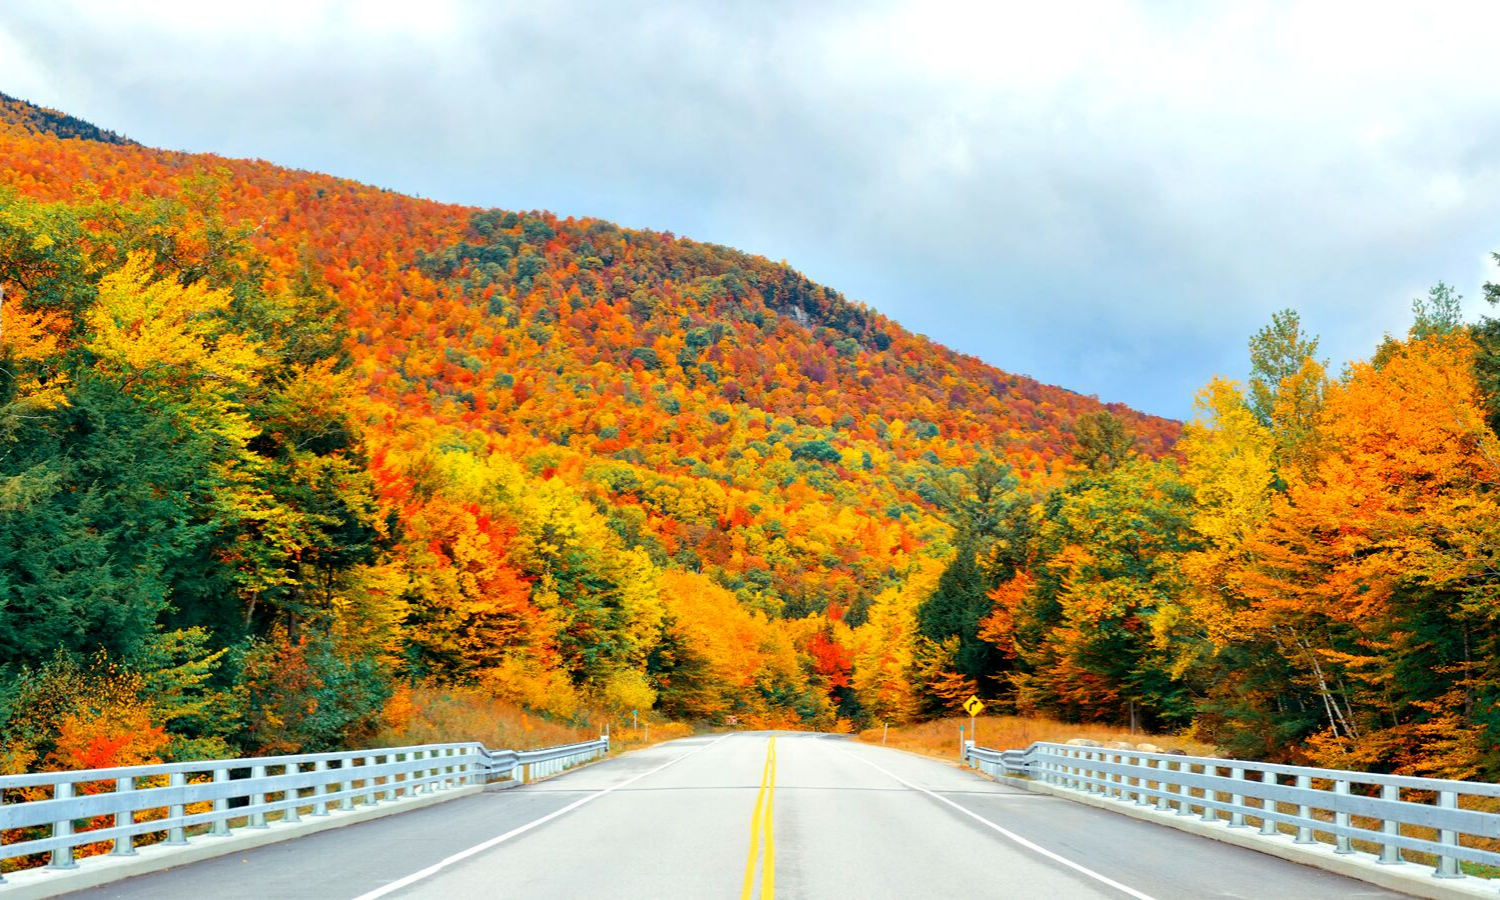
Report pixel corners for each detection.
[0,94,1177,752]
[0,92,135,145]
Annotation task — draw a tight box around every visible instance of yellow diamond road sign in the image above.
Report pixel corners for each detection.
[963,695,984,717]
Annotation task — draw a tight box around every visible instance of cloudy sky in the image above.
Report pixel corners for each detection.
[3,1,1500,418]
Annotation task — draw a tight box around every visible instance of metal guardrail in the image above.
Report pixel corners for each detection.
[480,738,610,782]
[0,736,608,878]
[967,740,1500,883]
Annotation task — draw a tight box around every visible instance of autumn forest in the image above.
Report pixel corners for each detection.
[3,92,1500,784]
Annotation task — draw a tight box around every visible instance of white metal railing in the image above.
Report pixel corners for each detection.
[0,736,607,879]
[968,740,1500,884]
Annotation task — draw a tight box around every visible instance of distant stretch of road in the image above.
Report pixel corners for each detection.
[75,733,1400,899]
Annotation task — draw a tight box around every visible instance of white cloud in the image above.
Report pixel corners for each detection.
[3,0,1500,416]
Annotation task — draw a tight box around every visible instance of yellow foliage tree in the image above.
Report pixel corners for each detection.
[852,557,945,723]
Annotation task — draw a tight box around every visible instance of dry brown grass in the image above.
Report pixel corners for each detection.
[858,714,1215,760]
[375,687,600,750]
[374,686,698,754]
[606,720,695,752]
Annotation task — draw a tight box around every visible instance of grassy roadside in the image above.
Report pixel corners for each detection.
[858,714,1215,761]
[373,686,696,753]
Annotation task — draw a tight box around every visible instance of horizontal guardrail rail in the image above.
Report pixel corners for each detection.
[968,740,1500,887]
[481,739,610,783]
[0,735,607,881]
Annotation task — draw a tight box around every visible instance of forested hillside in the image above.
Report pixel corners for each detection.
[8,94,1492,786]
[0,95,1175,772]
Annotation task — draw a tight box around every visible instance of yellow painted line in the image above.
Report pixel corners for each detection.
[740,736,777,899]
[764,736,776,897]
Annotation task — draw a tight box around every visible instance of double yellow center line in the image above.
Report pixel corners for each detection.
[740,736,777,899]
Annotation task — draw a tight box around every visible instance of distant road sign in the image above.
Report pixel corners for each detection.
[727,715,739,726]
[963,696,985,717]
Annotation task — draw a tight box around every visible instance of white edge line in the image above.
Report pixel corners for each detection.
[354,735,731,900]
[847,750,1159,900]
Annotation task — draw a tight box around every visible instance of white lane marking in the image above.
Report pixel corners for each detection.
[847,751,1159,900]
[355,736,732,900]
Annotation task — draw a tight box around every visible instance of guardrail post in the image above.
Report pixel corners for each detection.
[1153,759,1171,811]
[210,768,231,836]
[248,764,268,828]
[283,764,301,823]
[112,775,137,856]
[1175,762,1194,816]
[386,754,399,801]
[1229,767,1246,828]
[1202,764,1218,822]
[1294,774,1315,844]
[364,756,380,806]
[1434,790,1462,878]
[166,772,188,844]
[312,760,329,816]
[1332,780,1350,853]
[49,781,78,869]
[367,753,381,804]
[1378,783,1402,864]
[1259,771,1278,836]
[412,750,426,794]
[339,759,355,812]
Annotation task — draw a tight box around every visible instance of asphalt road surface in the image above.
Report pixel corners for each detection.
[76,733,1403,899]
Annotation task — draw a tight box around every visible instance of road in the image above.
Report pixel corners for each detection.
[77,733,1401,899]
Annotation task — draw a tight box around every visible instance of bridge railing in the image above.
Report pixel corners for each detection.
[967,740,1500,883]
[0,736,608,878]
